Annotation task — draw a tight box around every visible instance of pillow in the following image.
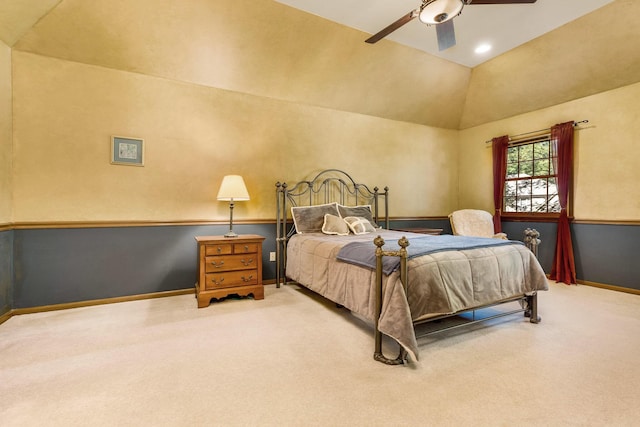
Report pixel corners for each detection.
[291,203,340,234]
[321,214,350,236]
[343,216,376,235]
[337,204,377,227]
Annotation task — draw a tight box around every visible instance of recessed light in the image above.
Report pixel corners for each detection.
[475,43,492,54]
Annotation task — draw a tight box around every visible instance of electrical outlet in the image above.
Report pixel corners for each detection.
[269,252,276,262]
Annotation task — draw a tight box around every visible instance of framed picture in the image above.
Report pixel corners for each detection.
[111,136,144,166]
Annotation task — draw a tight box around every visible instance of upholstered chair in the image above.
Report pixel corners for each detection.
[448,209,508,239]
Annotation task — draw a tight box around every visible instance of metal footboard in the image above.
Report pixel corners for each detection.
[373,235,541,366]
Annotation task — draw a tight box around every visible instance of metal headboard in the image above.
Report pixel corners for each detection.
[275,169,389,287]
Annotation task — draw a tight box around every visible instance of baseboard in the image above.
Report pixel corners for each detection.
[578,279,640,295]
[0,310,11,326]
[11,288,195,317]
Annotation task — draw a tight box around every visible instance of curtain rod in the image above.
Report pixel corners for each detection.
[484,120,589,144]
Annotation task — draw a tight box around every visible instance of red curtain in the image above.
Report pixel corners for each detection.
[549,121,577,284]
[492,136,509,233]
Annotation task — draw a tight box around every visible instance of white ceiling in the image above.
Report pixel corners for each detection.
[274,0,615,67]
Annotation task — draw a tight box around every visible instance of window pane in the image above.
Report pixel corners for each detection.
[519,145,533,162]
[533,141,549,159]
[507,148,519,164]
[548,194,560,212]
[518,179,532,195]
[519,161,534,176]
[531,178,548,196]
[505,182,518,212]
[506,162,518,178]
[531,196,549,212]
[504,196,516,212]
[534,159,549,176]
[516,197,531,212]
[548,177,558,195]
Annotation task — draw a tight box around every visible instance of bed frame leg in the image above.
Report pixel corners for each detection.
[525,293,541,324]
[374,331,407,365]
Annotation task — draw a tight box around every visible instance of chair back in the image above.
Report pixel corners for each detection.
[449,209,501,238]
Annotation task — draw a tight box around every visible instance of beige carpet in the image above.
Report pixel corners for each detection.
[1,280,639,426]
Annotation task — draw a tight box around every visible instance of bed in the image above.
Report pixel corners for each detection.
[275,169,548,365]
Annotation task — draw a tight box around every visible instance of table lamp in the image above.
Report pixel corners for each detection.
[217,175,250,238]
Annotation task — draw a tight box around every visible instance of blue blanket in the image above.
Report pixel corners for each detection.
[337,235,522,275]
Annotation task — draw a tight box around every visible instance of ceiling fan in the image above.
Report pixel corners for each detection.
[365,0,537,51]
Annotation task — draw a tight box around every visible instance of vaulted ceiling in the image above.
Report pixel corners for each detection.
[1,0,639,130]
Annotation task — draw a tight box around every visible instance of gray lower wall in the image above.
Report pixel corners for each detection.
[6,219,639,309]
[12,223,278,308]
[0,230,12,316]
[571,223,639,290]
[502,221,639,290]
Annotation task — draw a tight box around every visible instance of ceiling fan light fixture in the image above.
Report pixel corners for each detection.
[475,43,492,54]
[419,0,466,25]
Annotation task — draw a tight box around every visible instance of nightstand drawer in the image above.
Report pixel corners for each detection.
[205,254,258,272]
[233,242,258,254]
[205,270,258,290]
[205,244,233,256]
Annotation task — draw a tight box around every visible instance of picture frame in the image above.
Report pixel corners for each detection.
[111,136,144,166]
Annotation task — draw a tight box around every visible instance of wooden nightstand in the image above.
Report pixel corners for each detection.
[195,234,265,308]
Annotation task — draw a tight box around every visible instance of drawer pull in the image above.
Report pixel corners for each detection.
[243,245,249,252]
[210,260,225,268]
[241,275,254,282]
[241,258,254,266]
[216,247,223,253]
[211,277,224,285]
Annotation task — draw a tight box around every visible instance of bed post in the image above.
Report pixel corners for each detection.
[373,187,379,225]
[275,182,288,288]
[526,293,541,323]
[383,187,389,229]
[373,235,409,365]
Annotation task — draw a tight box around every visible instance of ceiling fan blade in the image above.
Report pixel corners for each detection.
[436,19,456,51]
[365,9,418,44]
[469,0,537,4]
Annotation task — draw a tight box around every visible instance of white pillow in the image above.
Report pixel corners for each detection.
[321,214,350,236]
[343,216,376,235]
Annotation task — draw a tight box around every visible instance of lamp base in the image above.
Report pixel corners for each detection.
[224,230,239,238]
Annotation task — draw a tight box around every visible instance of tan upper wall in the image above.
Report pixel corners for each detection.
[12,52,458,222]
[0,41,12,224]
[459,81,640,221]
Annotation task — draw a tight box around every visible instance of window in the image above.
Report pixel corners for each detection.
[503,136,560,214]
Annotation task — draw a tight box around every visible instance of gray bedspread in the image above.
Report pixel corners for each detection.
[338,235,523,275]
[285,230,549,361]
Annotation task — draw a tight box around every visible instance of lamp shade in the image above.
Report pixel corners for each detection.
[419,0,465,24]
[216,175,250,201]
